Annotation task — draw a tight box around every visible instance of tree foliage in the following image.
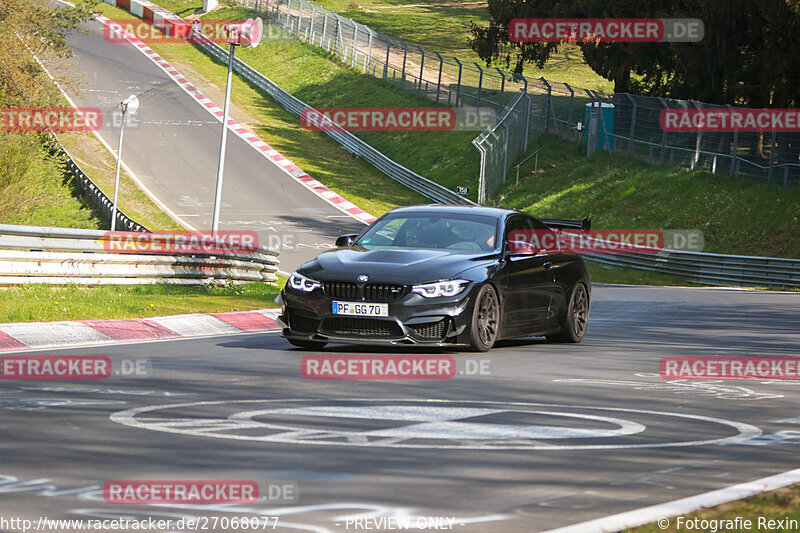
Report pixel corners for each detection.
[0,0,96,107]
[469,0,800,106]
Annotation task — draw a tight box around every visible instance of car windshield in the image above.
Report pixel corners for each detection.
[356,213,499,251]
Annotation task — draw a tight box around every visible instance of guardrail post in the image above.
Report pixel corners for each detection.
[475,63,483,109]
[625,93,637,155]
[454,58,462,107]
[417,46,425,94]
[768,130,777,186]
[401,43,408,88]
[364,29,373,72]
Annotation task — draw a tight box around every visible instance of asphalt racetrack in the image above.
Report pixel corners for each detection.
[2,285,799,531]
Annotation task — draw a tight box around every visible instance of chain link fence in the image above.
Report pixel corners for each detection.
[240,0,800,204]
[476,84,800,203]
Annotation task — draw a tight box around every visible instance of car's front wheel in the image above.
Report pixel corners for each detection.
[287,338,327,350]
[468,284,500,352]
[547,282,589,343]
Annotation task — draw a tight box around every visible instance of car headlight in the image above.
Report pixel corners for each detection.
[288,272,321,292]
[411,279,468,298]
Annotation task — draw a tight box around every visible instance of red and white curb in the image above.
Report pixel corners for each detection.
[97,3,376,225]
[0,309,281,352]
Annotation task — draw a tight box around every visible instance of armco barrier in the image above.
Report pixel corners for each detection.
[50,134,148,232]
[584,250,800,289]
[0,224,280,285]
[194,36,477,206]
[100,0,476,206]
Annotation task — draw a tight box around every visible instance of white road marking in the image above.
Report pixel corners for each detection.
[110,399,762,450]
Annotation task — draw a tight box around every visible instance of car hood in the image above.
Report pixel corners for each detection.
[298,247,496,284]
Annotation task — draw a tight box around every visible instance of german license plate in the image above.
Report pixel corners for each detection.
[331,301,388,317]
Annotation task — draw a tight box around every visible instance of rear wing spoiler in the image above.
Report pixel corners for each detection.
[540,217,592,231]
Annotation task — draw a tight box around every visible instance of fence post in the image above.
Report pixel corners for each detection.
[496,68,505,107]
[690,101,701,171]
[296,1,303,36]
[286,0,291,27]
[417,46,425,94]
[768,130,777,186]
[523,89,530,151]
[563,82,574,140]
[658,97,669,163]
[307,6,314,42]
[264,0,269,18]
[321,10,328,48]
[540,77,551,134]
[433,52,443,103]
[400,43,408,89]
[383,38,390,79]
[365,29,373,72]
[454,58,463,107]
[727,104,739,178]
[625,93,637,155]
[351,24,359,67]
[475,63,483,109]
[502,123,509,183]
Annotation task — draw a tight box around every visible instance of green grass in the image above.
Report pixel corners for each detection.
[0,281,281,323]
[628,484,800,533]
[310,0,611,91]
[500,135,800,259]
[0,132,102,229]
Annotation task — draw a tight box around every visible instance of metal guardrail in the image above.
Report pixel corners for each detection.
[0,224,280,285]
[584,250,800,289]
[189,33,476,206]
[50,135,149,232]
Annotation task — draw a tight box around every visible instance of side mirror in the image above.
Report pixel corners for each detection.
[506,239,540,256]
[335,234,358,247]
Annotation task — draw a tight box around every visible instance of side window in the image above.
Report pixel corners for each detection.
[504,216,536,253]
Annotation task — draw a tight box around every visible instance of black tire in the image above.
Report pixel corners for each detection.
[287,338,327,350]
[468,284,501,352]
[547,282,589,343]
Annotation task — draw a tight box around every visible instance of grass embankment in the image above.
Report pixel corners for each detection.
[628,484,800,533]
[0,280,283,323]
[310,0,612,91]
[0,131,101,229]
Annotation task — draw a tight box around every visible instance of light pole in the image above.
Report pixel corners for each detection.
[111,94,139,231]
[211,18,263,234]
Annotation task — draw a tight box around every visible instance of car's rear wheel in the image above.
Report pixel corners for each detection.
[547,282,589,343]
[469,284,500,352]
[287,338,327,350]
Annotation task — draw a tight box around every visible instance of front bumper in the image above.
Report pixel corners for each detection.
[277,285,476,346]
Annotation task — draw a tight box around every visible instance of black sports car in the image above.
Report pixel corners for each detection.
[276,205,590,351]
